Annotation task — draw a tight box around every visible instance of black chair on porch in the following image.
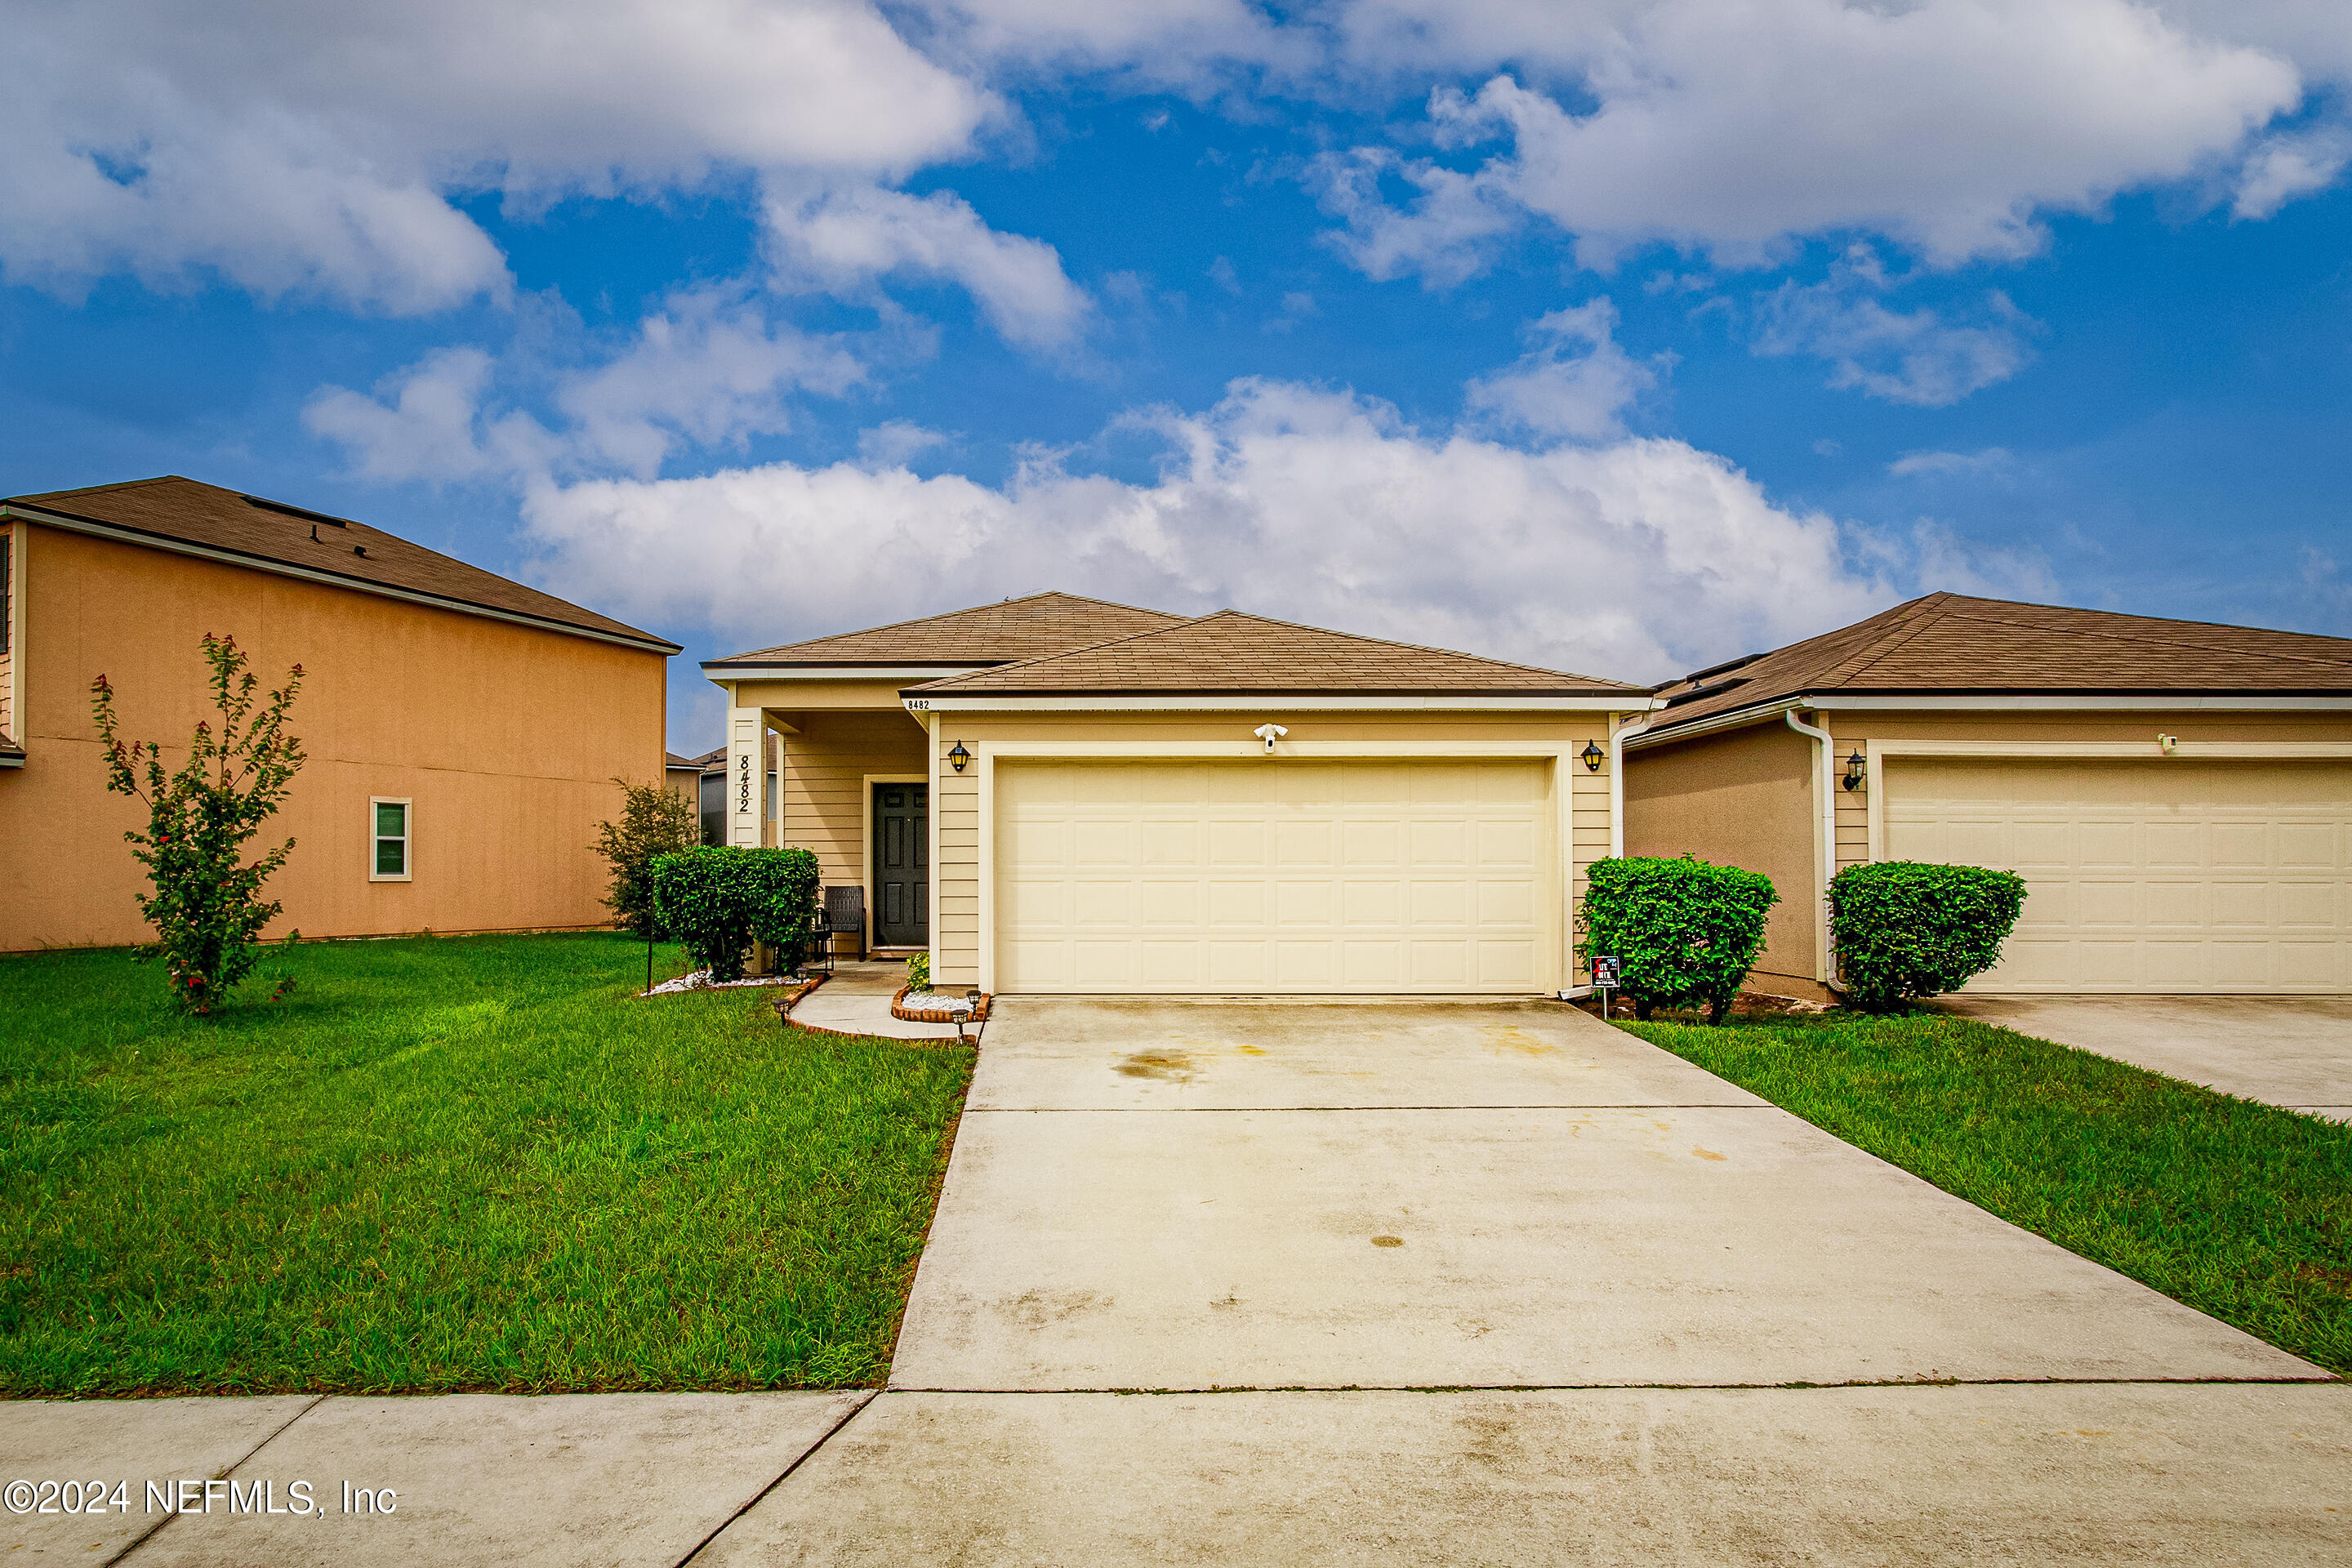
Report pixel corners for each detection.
[817,884,867,967]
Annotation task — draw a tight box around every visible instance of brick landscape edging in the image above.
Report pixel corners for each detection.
[890,986,992,1024]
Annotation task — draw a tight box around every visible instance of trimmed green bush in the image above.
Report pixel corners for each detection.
[1577,855,1779,1024]
[648,847,822,982]
[1829,861,2028,1013]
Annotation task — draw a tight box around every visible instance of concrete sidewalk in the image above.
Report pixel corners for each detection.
[2,1392,866,1566]
[784,960,973,1042]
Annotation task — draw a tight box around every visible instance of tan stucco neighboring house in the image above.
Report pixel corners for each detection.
[0,476,679,952]
[1623,593,2352,1000]
[705,593,1655,994]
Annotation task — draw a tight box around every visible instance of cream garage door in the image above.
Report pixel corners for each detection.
[1885,759,2351,993]
[995,759,1555,993]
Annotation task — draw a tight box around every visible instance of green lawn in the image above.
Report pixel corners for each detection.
[1628,1011,2352,1375]
[0,933,973,1397]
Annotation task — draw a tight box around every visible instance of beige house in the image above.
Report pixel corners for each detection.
[0,476,678,952]
[705,594,1654,994]
[1624,594,2352,1000]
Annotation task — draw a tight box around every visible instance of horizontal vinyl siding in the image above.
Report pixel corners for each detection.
[934,721,982,987]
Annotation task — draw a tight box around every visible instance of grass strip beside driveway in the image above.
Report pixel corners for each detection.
[1629,1013,2351,1376]
[2,933,973,1397]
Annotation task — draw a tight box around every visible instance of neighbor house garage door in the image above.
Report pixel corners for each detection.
[1885,759,2351,993]
[995,759,1554,993]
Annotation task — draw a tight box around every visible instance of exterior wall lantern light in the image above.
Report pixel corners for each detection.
[1580,740,1606,772]
[948,740,971,773]
[1843,751,1867,791]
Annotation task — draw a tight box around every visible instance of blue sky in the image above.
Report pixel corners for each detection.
[6,2,2350,750]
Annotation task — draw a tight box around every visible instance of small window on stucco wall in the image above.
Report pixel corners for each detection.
[371,798,412,881]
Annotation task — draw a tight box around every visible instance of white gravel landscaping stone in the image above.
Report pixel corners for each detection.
[642,969,799,996]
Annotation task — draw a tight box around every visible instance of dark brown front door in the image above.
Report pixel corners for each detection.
[873,783,929,948]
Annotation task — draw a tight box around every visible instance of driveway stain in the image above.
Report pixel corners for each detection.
[1481,1024,1559,1058]
[1114,1050,1197,1081]
[1371,1235,1405,1248]
[1691,1147,1726,1161]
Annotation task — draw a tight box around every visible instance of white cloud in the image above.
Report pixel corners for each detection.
[519,376,1922,682]
[764,183,1092,350]
[1315,1,2301,276]
[1308,147,1521,287]
[1753,250,2034,407]
[2231,127,2352,220]
[557,292,868,475]
[1888,448,2015,479]
[305,290,868,481]
[858,420,953,467]
[304,349,521,483]
[1464,299,1658,442]
[3,1,996,311]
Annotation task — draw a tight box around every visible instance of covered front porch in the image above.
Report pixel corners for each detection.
[717,675,938,959]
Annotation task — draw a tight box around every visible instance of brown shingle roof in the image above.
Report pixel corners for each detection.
[712,591,1185,667]
[2,476,677,652]
[1646,592,2352,733]
[910,609,1645,697]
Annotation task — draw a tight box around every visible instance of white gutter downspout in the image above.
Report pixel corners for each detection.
[1784,709,1842,991]
[1607,710,1655,858]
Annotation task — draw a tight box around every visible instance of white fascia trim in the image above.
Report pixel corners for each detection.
[907,693,1647,714]
[1629,692,2352,748]
[1811,693,2352,712]
[704,664,983,682]
[1623,698,1803,749]
[3,504,679,656]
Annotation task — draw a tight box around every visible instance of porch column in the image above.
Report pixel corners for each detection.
[727,706,764,848]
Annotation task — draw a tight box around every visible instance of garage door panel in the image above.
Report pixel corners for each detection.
[1209,880,1264,924]
[1136,880,1195,925]
[1886,759,2349,995]
[1477,818,1537,866]
[1275,821,1334,866]
[1205,819,1263,866]
[2278,881,2338,927]
[1345,880,1405,925]
[2279,824,2337,868]
[1409,818,1468,865]
[996,759,1552,994]
[1341,941,1406,987]
[1276,880,1335,926]
[1276,940,1336,988]
[1072,821,1128,864]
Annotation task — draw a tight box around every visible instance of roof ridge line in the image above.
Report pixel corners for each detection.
[1940,599,2352,668]
[910,608,1232,691]
[1186,606,1640,689]
[720,590,1185,662]
[1819,593,1957,687]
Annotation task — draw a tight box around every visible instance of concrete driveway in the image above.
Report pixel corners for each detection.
[886,997,2314,1392]
[1939,995,2352,1121]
